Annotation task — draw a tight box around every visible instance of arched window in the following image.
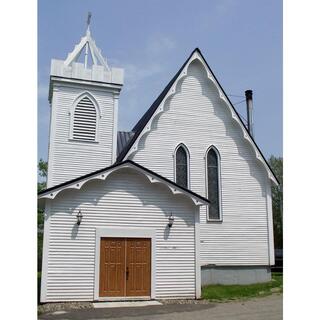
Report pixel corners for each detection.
[72,96,97,141]
[206,147,221,220]
[175,145,189,188]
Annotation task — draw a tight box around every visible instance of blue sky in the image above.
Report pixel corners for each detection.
[38,0,282,161]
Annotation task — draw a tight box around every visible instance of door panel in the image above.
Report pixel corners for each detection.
[126,238,151,296]
[99,237,151,297]
[99,238,125,297]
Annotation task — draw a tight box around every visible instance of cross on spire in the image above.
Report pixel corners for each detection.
[86,12,92,35]
[87,12,92,27]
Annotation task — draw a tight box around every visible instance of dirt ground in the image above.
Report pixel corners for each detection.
[39,294,282,320]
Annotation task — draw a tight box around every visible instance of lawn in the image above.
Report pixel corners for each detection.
[202,272,282,301]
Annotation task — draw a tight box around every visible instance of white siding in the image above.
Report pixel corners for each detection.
[43,169,196,302]
[129,59,270,266]
[47,83,116,187]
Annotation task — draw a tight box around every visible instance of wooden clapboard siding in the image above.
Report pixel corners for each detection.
[43,169,196,302]
[47,83,116,188]
[129,59,271,266]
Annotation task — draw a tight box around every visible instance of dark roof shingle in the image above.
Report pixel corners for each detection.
[117,131,134,156]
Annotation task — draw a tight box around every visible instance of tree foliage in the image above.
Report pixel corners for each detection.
[38,159,48,271]
[38,158,48,192]
[268,155,283,249]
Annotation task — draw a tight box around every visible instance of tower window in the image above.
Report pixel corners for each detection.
[206,147,221,220]
[72,97,97,141]
[175,144,189,188]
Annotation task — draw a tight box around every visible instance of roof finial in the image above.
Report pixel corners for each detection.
[86,12,92,35]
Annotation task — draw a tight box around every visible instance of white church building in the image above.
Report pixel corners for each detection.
[38,23,279,303]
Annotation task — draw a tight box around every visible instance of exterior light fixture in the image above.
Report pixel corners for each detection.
[168,213,174,228]
[76,210,83,225]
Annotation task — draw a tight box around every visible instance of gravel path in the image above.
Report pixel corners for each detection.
[38,301,93,315]
[39,294,282,320]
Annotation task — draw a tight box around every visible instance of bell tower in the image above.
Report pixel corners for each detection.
[47,15,124,187]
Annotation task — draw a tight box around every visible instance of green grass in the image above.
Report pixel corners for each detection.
[202,272,282,301]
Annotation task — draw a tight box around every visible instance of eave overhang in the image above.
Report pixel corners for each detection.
[38,160,210,209]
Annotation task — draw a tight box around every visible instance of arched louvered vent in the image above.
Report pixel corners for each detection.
[72,97,97,141]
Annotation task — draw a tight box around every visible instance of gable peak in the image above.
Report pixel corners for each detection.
[190,48,203,59]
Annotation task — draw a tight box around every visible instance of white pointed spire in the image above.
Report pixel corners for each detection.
[50,14,123,90]
[64,13,109,70]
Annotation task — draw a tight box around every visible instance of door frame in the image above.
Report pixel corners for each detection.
[94,227,156,301]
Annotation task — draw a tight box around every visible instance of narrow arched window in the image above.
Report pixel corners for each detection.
[207,148,221,220]
[72,96,97,141]
[175,145,188,188]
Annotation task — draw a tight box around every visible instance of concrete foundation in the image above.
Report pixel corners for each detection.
[201,265,271,286]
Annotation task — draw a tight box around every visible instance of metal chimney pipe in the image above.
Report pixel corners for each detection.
[245,90,254,137]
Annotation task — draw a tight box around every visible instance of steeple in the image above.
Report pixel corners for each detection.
[64,12,109,70]
[47,15,124,187]
[49,13,123,104]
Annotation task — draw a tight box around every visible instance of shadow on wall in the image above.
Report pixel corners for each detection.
[49,167,196,241]
[71,223,79,240]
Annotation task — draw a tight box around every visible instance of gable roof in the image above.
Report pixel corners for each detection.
[38,160,210,207]
[116,48,279,185]
[116,49,196,163]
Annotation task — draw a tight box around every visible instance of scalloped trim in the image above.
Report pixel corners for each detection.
[124,52,278,185]
[38,163,206,206]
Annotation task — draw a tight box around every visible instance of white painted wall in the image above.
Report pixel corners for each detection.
[128,59,272,266]
[47,80,120,187]
[41,168,197,302]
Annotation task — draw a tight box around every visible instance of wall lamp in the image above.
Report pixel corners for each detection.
[76,210,83,225]
[168,213,174,228]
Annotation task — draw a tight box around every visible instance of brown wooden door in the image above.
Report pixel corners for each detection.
[99,237,151,298]
[126,238,151,297]
[99,238,125,297]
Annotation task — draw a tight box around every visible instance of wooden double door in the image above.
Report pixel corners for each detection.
[99,237,151,297]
